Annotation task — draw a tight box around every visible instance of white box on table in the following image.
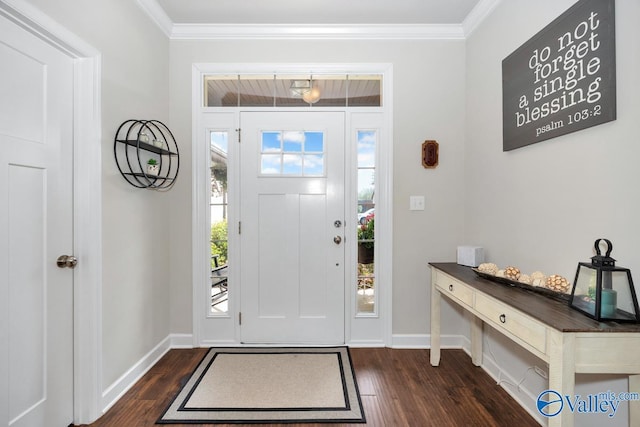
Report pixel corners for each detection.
[457,246,484,267]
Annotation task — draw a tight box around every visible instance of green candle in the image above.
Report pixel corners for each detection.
[601,289,617,318]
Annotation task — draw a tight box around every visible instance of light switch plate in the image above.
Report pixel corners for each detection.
[410,196,425,211]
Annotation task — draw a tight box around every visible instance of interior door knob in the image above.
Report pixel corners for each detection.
[333,236,342,245]
[57,255,78,269]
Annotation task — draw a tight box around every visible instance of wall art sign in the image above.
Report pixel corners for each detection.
[502,0,616,151]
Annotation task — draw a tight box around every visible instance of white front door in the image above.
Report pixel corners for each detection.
[0,14,74,427]
[240,112,345,343]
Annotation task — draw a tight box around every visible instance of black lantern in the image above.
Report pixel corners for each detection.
[569,239,640,322]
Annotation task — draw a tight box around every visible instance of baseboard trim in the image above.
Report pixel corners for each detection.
[390,333,467,349]
[346,339,386,348]
[170,333,194,348]
[480,355,545,425]
[101,334,193,413]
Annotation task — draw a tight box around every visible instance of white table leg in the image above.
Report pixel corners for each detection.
[470,315,483,366]
[430,269,441,366]
[548,331,575,427]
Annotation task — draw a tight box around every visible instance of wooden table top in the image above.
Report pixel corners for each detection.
[429,262,640,333]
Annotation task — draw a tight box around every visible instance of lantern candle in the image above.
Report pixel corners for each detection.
[570,239,640,323]
[601,289,617,318]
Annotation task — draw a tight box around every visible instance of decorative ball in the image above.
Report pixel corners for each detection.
[478,263,499,275]
[505,266,521,280]
[546,274,571,293]
[519,274,531,285]
[495,269,506,278]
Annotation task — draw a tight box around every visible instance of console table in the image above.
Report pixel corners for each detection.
[430,262,640,427]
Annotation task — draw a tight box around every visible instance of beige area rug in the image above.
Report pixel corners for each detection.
[157,347,366,424]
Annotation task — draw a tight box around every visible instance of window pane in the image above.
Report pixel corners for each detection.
[357,130,376,167]
[282,154,303,175]
[210,131,229,313]
[348,75,382,107]
[312,76,347,107]
[261,154,281,174]
[357,263,375,313]
[283,131,304,152]
[275,75,313,107]
[304,154,324,176]
[305,132,324,152]
[358,169,375,200]
[239,75,275,107]
[204,75,238,107]
[262,132,281,152]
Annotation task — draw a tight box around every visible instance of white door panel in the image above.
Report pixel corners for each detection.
[240,112,345,344]
[0,38,45,143]
[0,14,74,427]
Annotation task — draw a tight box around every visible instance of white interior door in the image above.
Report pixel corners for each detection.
[240,112,345,343]
[0,14,74,427]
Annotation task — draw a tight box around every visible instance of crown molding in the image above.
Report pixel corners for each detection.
[462,0,501,37]
[136,0,172,37]
[171,23,465,40]
[137,0,499,41]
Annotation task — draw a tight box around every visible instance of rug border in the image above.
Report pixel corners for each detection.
[157,346,366,425]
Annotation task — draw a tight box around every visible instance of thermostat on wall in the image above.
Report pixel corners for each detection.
[457,246,484,267]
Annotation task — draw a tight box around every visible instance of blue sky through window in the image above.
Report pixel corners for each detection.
[262,132,281,152]
[305,132,323,152]
[261,130,325,175]
[357,130,376,204]
[211,132,228,153]
[357,130,375,167]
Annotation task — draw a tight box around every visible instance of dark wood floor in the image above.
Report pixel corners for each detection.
[77,348,540,427]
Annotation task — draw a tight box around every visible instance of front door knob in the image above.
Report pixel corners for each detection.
[333,236,342,245]
[57,255,78,269]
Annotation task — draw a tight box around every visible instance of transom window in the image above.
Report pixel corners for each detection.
[204,74,382,107]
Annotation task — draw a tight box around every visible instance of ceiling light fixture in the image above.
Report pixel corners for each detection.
[290,79,321,104]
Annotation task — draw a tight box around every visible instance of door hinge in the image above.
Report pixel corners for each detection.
[238,221,242,234]
[239,312,242,325]
[236,128,241,143]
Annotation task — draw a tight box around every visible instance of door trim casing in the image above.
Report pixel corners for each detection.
[0,0,103,423]
[192,63,393,348]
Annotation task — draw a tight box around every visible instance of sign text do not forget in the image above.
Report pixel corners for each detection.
[502,0,616,151]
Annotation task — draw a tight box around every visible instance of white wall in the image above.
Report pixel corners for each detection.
[465,0,640,424]
[167,39,468,339]
[23,0,172,396]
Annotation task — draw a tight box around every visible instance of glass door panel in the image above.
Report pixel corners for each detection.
[210,131,229,313]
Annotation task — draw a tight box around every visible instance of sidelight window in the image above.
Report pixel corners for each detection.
[210,131,229,313]
[356,130,376,314]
